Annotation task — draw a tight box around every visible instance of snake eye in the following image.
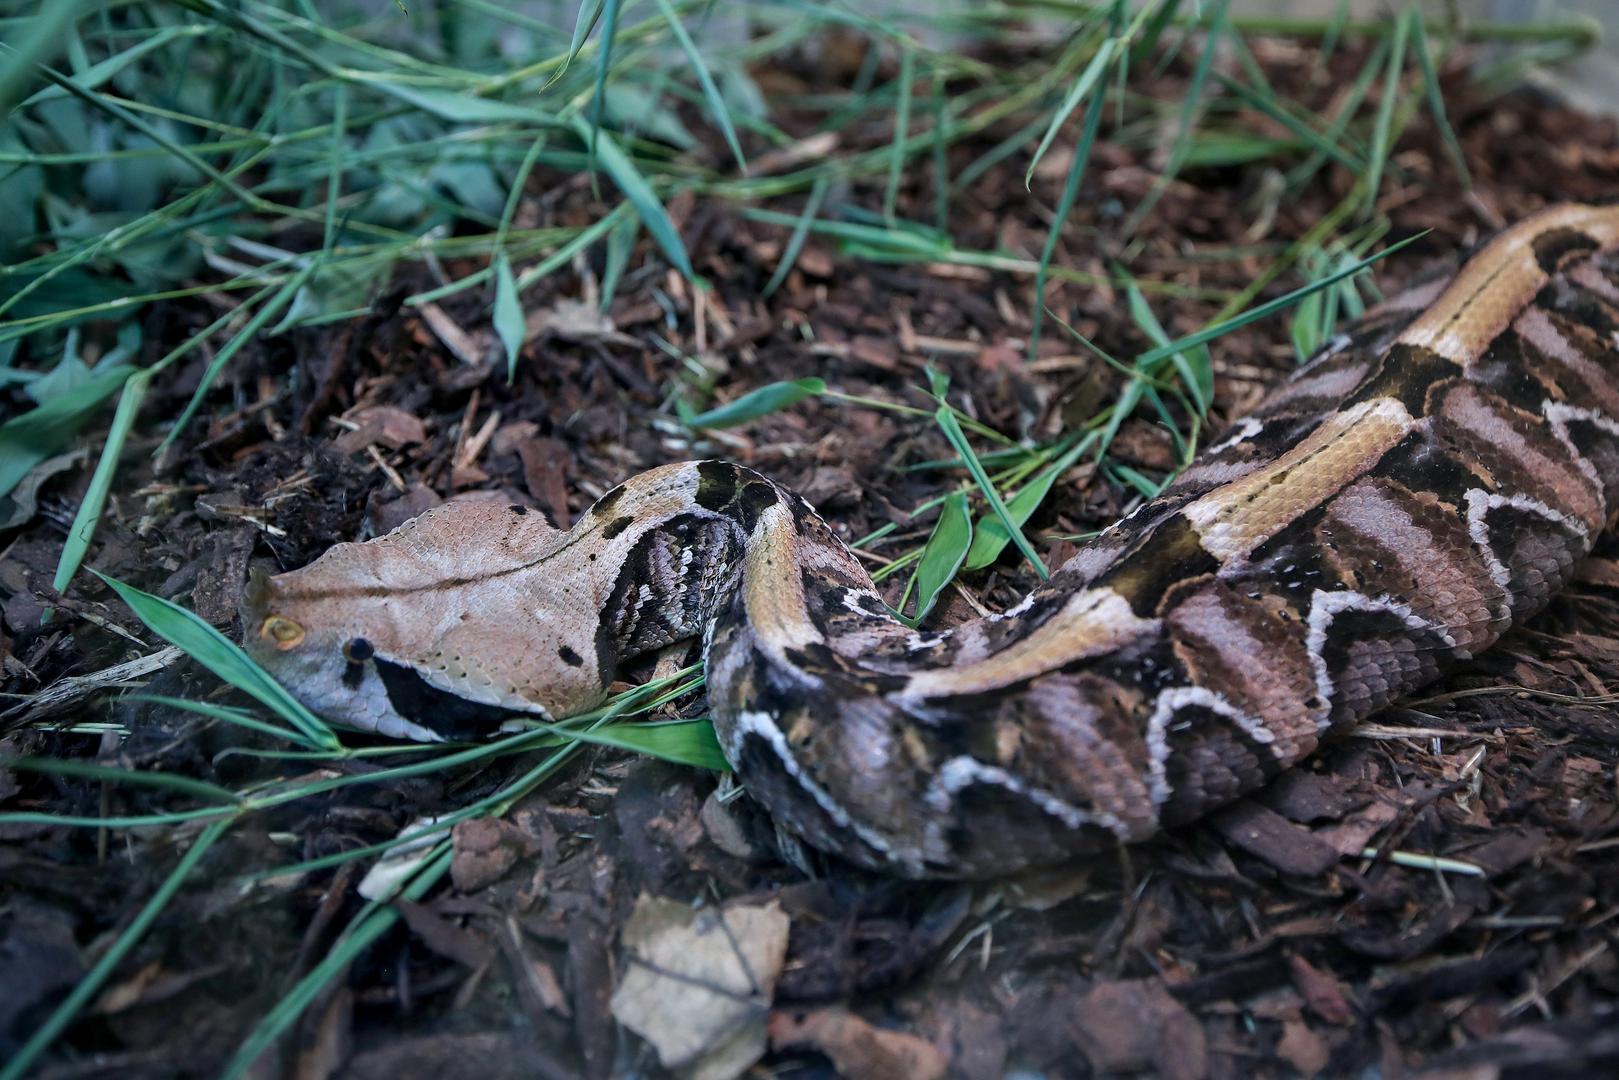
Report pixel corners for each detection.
[344,637,374,662]
[259,616,305,650]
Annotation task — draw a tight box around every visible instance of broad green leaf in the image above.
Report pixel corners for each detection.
[1026,37,1118,188]
[0,362,132,500]
[571,115,693,279]
[682,377,825,429]
[94,572,338,751]
[964,437,1092,571]
[934,406,1047,580]
[493,251,525,380]
[553,718,729,772]
[906,491,972,625]
[653,0,747,173]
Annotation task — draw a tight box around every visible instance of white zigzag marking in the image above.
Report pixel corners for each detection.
[729,709,895,858]
[1463,487,1590,619]
[1203,417,1264,456]
[1144,686,1274,808]
[930,756,1130,839]
[1305,590,1458,733]
[1544,400,1619,515]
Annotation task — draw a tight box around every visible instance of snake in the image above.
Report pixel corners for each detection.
[242,203,1619,879]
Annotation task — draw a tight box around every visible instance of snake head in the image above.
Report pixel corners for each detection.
[240,565,453,741]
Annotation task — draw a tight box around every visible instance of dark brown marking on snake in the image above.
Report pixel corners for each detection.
[1098,515,1220,618]
[509,504,527,516]
[602,514,636,541]
[694,460,744,513]
[1346,343,1461,415]
[736,480,780,532]
[1532,227,1600,274]
[1156,702,1285,826]
[557,645,584,667]
[590,483,627,518]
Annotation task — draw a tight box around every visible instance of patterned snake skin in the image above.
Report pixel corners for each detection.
[245,203,1619,878]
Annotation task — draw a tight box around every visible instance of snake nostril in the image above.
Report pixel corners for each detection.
[344,637,375,662]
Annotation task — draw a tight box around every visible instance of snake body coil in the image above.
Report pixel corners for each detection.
[246,204,1619,878]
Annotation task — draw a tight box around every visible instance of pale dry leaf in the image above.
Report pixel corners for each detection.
[610,895,789,1079]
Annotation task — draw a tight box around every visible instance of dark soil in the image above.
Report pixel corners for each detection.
[5,30,1619,1080]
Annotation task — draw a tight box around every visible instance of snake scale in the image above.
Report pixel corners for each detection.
[244,203,1619,878]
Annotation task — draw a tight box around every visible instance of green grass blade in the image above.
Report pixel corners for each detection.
[761,176,829,299]
[904,490,972,625]
[550,0,605,88]
[493,252,525,380]
[1029,63,1109,360]
[1026,36,1116,189]
[654,0,747,175]
[1124,0,1229,233]
[548,718,728,771]
[1362,9,1412,217]
[1133,232,1425,369]
[3,756,242,804]
[218,848,451,1080]
[1122,275,1211,414]
[934,407,1047,580]
[964,434,1094,570]
[883,44,915,223]
[93,573,339,751]
[126,693,310,745]
[0,816,234,1080]
[570,115,694,279]
[586,0,624,170]
[1410,14,1472,188]
[51,370,149,593]
[157,262,317,456]
[682,377,826,429]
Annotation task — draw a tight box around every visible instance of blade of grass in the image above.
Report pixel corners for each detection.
[1026,34,1115,188]
[127,693,311,746]
[1362,9,1411,217]
[964,433,1095,570]
[157,261,317,456]
[883,43,915,223]
[1029,42,1112,360]
[586,0,624,172]
[1123,0,1229,234]
[934,407,1047,580]
[2,756,242,804]
[569,115,694,279]
[654,0,747,175]
[1410,13,1471,188]
[94,573,339,751]
[681,377,826,429]
[1134,232,1426,369]
[761,177,829,299]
